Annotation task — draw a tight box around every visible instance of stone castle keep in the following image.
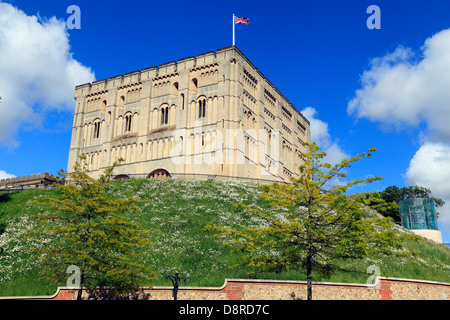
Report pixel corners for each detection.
[67,46,311,183]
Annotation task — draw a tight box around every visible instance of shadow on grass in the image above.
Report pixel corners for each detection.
[0,193,11,203]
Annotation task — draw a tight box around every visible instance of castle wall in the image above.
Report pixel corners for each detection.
[67,46,311,182]
[4,277,449,300]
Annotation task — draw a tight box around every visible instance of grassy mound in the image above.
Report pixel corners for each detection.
[0,179,449,297]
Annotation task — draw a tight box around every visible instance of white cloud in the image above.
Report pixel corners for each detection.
[0,3,95,146]
[348,27,450,234]
[347,28,450,142]
[301,106,349,165]
[0,170,16,180]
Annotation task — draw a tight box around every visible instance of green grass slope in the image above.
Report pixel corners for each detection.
[0,179,449,297]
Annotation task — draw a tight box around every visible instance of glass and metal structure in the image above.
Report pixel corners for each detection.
[398,198,438,230]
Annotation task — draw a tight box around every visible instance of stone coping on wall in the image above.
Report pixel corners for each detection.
[1,277,449,300]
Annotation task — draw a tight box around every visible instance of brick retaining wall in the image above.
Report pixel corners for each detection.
[2,277,448,300]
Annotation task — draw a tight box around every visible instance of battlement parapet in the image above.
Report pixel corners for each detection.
[73,46,308,124]
[74,46,239,95]
[0,172,56,192]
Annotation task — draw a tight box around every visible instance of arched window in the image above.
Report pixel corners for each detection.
[113,174,130,181]
[198,98,206,118]
[147,169,171,180]
[191,78,198,94]
[160,105,169,125]
[120,96,125,109]
[165,107,169,124]
[125,113,133,132]
[93,119,101,139]
[172,82,179,97]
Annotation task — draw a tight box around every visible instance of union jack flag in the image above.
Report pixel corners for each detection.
[235,16,250,25]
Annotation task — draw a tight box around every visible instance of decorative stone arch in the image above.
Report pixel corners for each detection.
[147,169,171,180]
[150,107,159,129]
[107,111,112,125]
[113,174,130,181]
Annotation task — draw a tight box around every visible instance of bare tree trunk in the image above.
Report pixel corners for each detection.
[306,251,313,300]
[76,270,85,300]
[77,285,83,300]
[77,216,89,301]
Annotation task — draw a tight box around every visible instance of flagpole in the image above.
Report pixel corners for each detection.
[232,13,235,46]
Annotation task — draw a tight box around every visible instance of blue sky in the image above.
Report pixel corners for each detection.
[1,0,450,242]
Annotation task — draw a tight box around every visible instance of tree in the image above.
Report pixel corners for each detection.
[29,156,154,300]
[205,142,415,300]
[356,190,400,221]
